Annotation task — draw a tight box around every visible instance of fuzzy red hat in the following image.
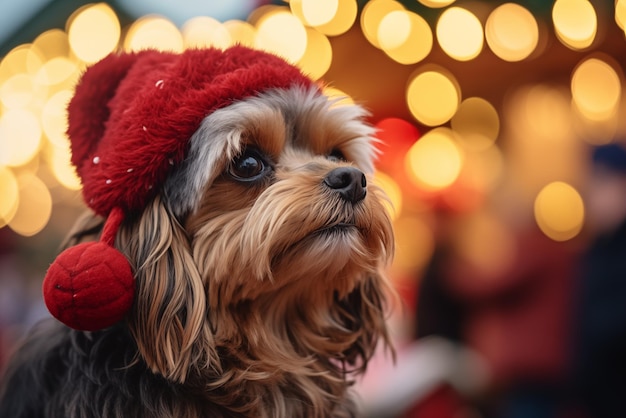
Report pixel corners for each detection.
[43,46,317,331]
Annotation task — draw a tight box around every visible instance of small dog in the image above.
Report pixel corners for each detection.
[0,47,394,418]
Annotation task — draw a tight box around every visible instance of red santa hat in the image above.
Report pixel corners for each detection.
[43,46,317,331]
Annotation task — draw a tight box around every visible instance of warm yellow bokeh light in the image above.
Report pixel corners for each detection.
[182,16,231,50]
[47,143,82,190]
[0,73,36,108]
[291,0,338,26]
[8,174,52,236]
[0,44,44,81]
[378,10,432,64]
[323,87,355,108]
[406,128,464,190]
[311,0,357,36]
[374,170,403,219]
[223,20,256,47]
[68,3,120,63]
[34,57,79,87]
[418,0,456,7]
[406,68,460,126]
[571,57,622,121]
[41,90,72,148]
[297,28,332,80]
[124,16,184,53]
[437,7,484,61]
[255,10,307,64]
[360,0,405,49]
[552,0,597,49]
[451,97,500,151]
[33,29,70,60]
[486,3,539,62]
[0,166,19,227]
[0,109,42,166]
[323,86,354,107]
[392,215,435,273]
[534,181,584,241]
[617,0,626,30]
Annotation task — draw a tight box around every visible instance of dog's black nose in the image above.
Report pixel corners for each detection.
[324,167,367,203]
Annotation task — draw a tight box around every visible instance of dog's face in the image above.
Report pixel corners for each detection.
[116,87,394,396]
[184,87,394,305]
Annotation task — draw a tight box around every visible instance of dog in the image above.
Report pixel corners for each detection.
[0,47,395,418]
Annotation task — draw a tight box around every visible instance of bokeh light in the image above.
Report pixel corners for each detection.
[47,142,82,190]
[124,15,184,52]
[32,29,70,60]
[41,90,71,147]
[378,10,433,65]
[406,67,461,126]
[418,0,456,7]
[436,7,484,61]
[571,57,622,121]
[67,3,120,63]
[0,166,19,227]
[8,174,52,237]
[0,108,42,166]
[552,0,597,49]
[254,9,307,63]
[323,86,354,107]
[182,16,231,49]
[0,73,37,108]
[374,170,403,219]
[486,3,539,62]
[617,0,626,30]
[405,128,464,190]
[290,0,338,27]
[223,20,256,47]
[297,28,332,80]
[309,0,357,36]
[534,181,584,241]
[451,97,500,151]
[34,56,79,87]
[0,44,44,80]
[360,0,405,49]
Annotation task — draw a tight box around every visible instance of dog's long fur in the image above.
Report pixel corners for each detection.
[0,87,394,418]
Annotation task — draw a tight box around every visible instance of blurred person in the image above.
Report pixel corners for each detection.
[415,200,579,418]
[570,142,626,418]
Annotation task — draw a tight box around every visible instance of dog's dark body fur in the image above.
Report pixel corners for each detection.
[1,320,241,418]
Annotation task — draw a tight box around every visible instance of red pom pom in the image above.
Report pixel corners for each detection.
[43,241,134,331]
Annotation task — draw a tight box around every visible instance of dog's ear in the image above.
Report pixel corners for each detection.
[117,195,218,383]
[332,274,394,374]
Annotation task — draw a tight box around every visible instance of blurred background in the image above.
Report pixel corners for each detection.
[1,0,626,417]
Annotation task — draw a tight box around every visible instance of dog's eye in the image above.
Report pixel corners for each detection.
[327,148,347,163]
[229,148,270,181]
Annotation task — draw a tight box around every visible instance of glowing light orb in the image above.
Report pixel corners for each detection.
[437,7,484,61]
[255,10,308,64]
[378,10,432,64]
[486,3,539,62]
[405,128,463,190]
[552,0,597,49]
[182,16,231,50]
[571,57,621,121]
[8,174,52,236]
[406,68,460,126]
[124,16,183,53]
[68,3,120,63]
[534,181,584,241]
